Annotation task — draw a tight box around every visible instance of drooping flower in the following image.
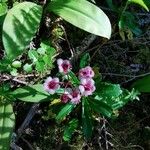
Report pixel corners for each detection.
[79,78,96,96]
[79,66,94,79]
[60,88,72,103]
[57,58,72,74]
[70,89,81,104]
[44,77,60,94]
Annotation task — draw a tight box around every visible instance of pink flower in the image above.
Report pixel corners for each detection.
[79,66,94,79]
[44,77,60,94]
[57,58,72,74]
[79,78,96,96]
[70,89,81,104]
[60,89,72,103]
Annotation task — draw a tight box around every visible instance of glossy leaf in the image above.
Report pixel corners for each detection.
[0,2,7,16]
[82,98,93,139]
[12,84,51,102]
[96,82,122,98]
[128,0,149,11]
[63,119,78,141]
[56,103,75,121]
[68,71,80,85]
[2,2,42,60]
[132,75,150,92]
[47,0,111,39]
[0,103,15,150]
[88,99,112,117]
[80,53,90,68]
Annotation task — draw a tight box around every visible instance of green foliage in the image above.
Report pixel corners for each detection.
[82,98,93,139]
[128,0,149,11]
[0,102,15,150]
[80,53,90,68]
[56,103,75,121]
[95,83,139,111]
[68,71,80,85]
[88,98,112,117]
[47,0,111,39]
[2,2,42,60]
[12,84,51,102]
[0,2,7,16]
[63,119,78,141]
[132,75,150,92]
[96,82,122,98]
[27,42,56,73]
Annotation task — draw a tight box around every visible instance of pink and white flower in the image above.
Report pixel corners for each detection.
[60,89,72,103]
[57,58,72,74]
[79,66,94,79]
[70,89,81,104]
[44,77,60,94]
[79,78,96,96]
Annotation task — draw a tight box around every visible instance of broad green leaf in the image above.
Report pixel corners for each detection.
[82,98,93,139]
[88,99,112,117]
[95,88,139,111]
[0,2,7,16]
[12,84,51,102]
[56,103,75,121]
[0,103,15,150]
[128,0,149,11]
[47,0,111,39]
[96,82,122,98]
[2,2,42,60]
[80,53,90,68]
[132,75,150,92]
[63,119,78,141]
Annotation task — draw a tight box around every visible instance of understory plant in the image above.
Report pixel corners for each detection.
[0,0,149,149]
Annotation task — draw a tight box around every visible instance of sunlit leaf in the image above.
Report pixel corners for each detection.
[0,103,15,150]
[47,0,111,39]
[12,84,51,102]
[2,2,42,60]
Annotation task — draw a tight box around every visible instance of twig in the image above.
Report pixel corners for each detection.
[17,104,39,139]
[10,143,23,150]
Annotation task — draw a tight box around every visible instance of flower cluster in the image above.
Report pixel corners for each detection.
[44,58,96,104]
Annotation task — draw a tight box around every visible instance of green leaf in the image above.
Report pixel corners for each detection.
[63,119,78,141]
[23,63,33,73]
[132,75,150,92]
[88,98,112,117]
[0,2,7,16]
[2,2,42,60]
[12,60,22,68]
[82,98,93,139]
[96,82,122,98]
[47,0,111,39]
[0,103,15,150]
[10,68,18,76]
[80,53,90,68]
[56,103,75,121]
[35,61,45,72]
[12,84,51,102]
[28,50,39,63]
[128,0,149,11]
[68,71,80,85]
